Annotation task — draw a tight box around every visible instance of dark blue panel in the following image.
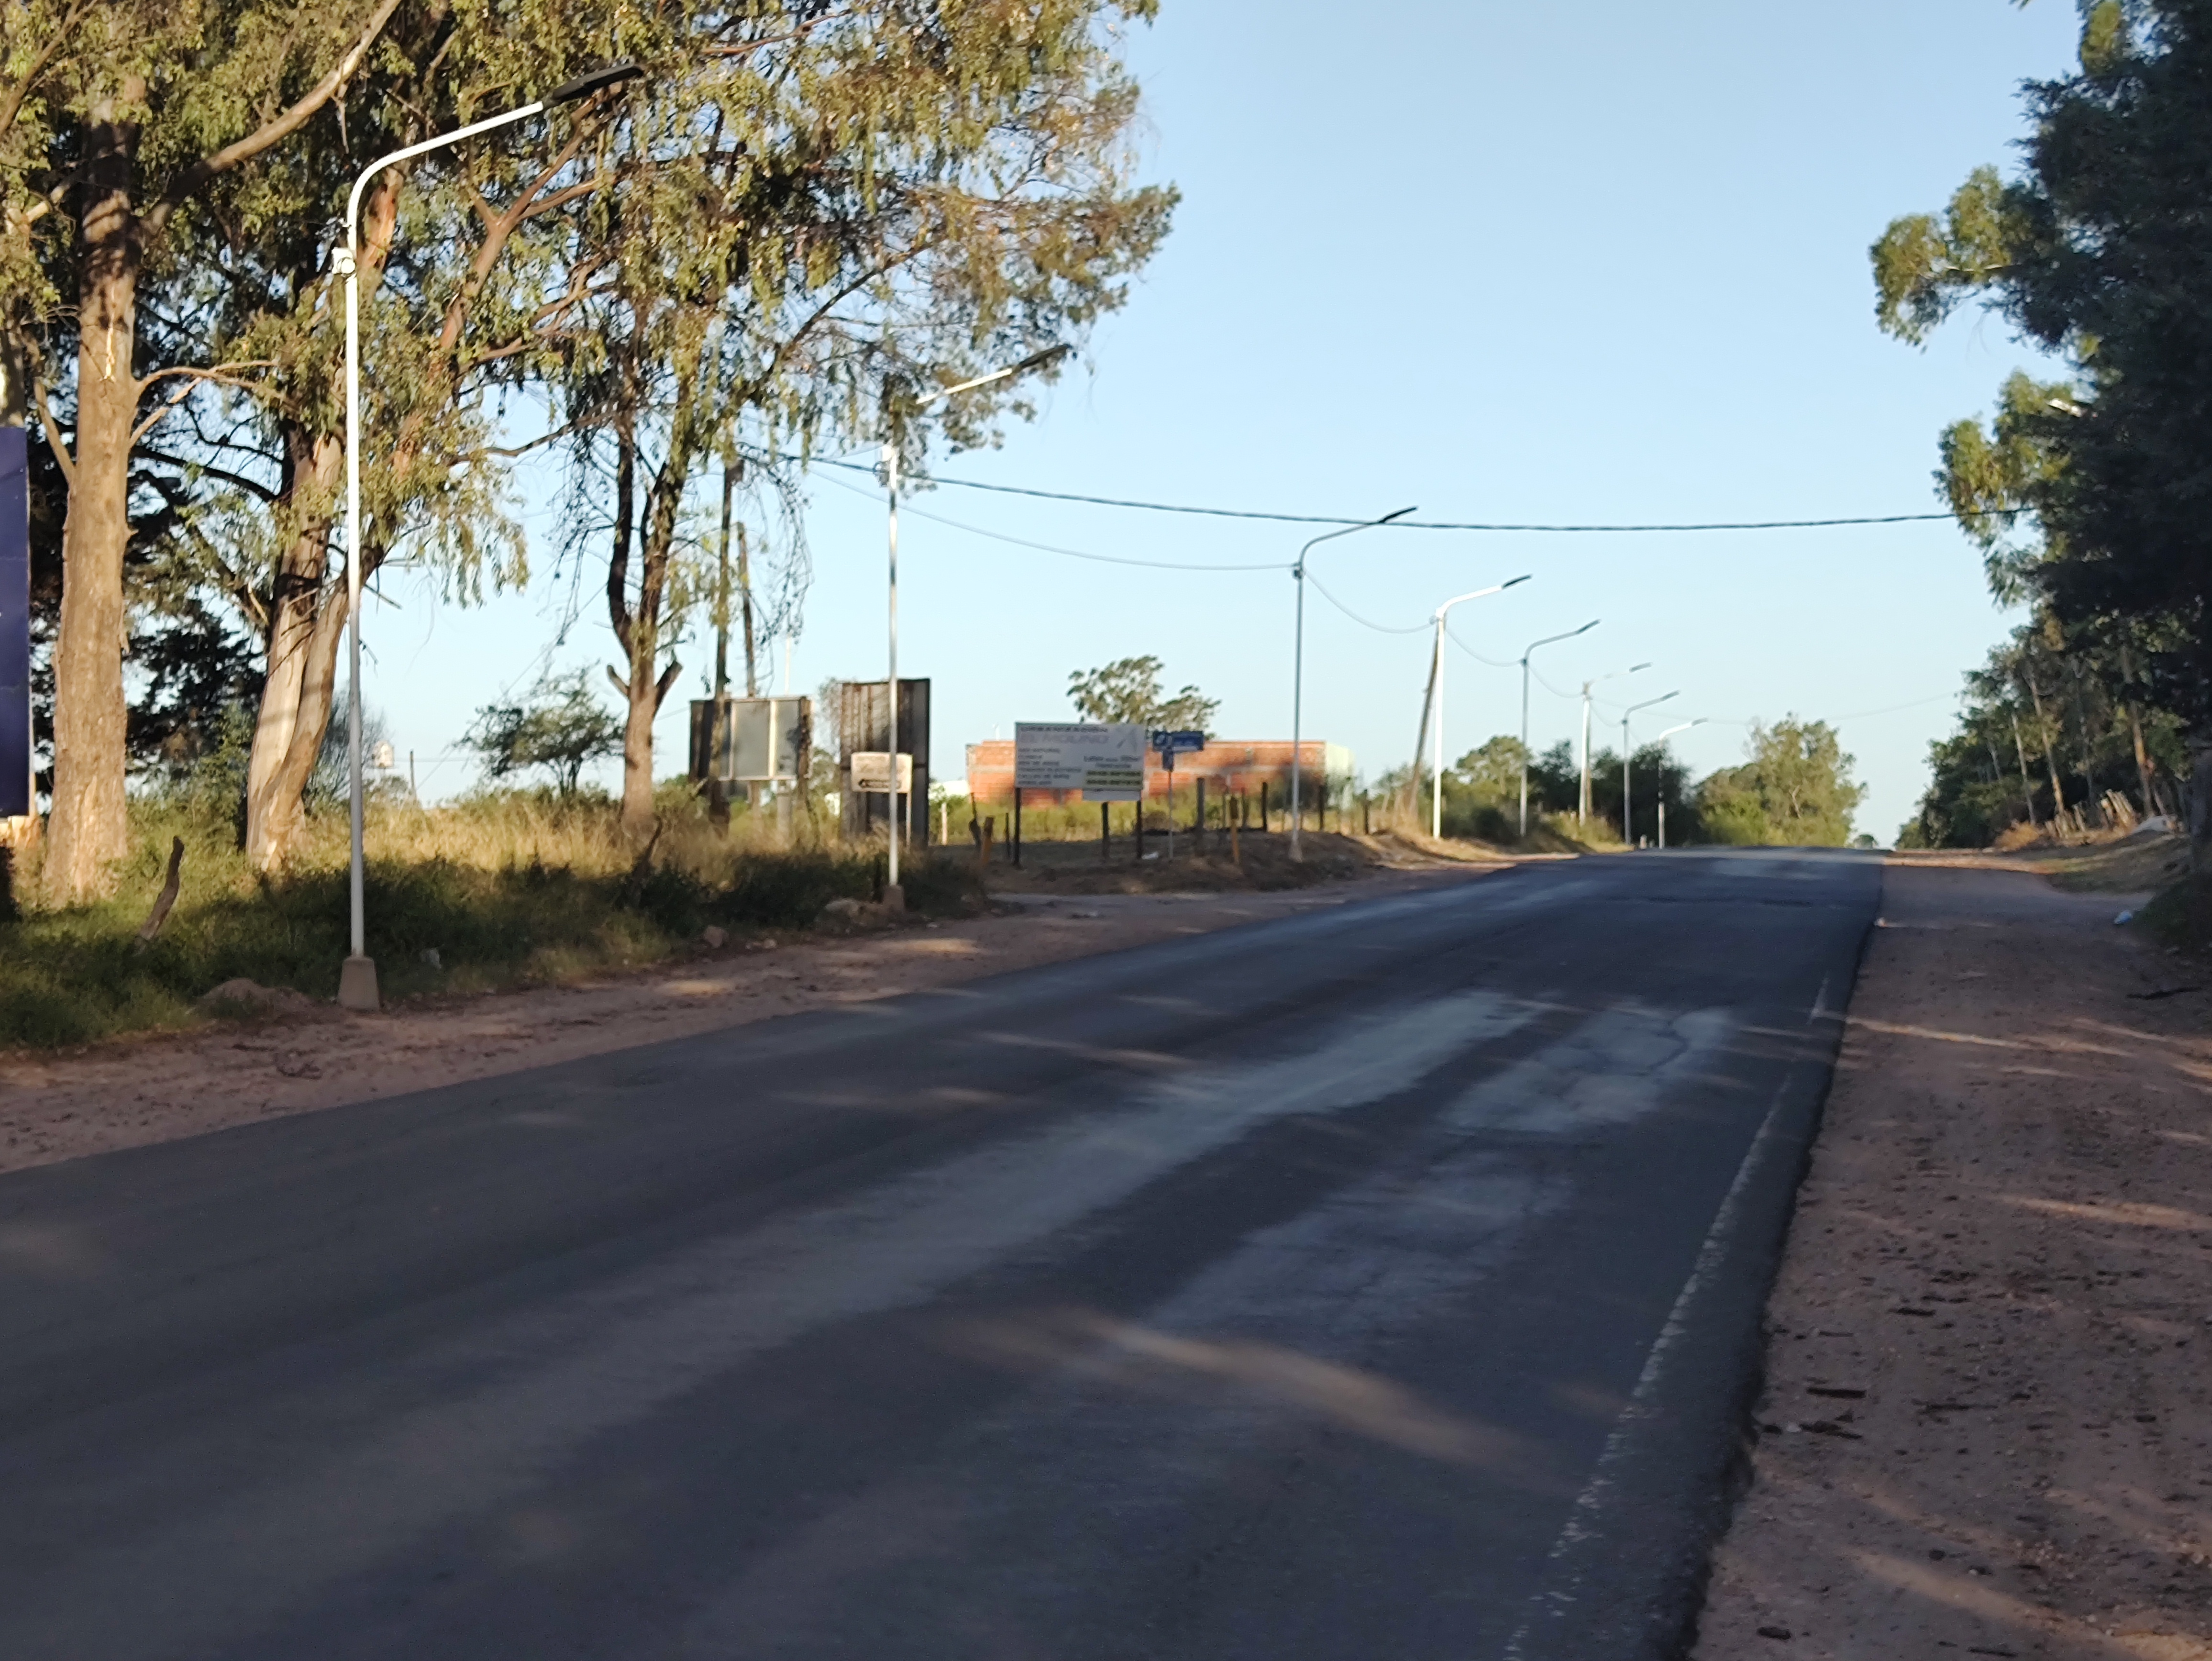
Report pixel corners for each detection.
[0,426,28,818]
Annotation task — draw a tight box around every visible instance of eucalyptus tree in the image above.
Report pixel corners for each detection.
[556,0,1175,840]
[3,0,409,898]
[1873,0,2212,748]
[195,8,654,868]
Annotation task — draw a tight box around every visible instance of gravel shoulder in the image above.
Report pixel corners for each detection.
[1693,861,2212,1661]
[0,864,1492,1178]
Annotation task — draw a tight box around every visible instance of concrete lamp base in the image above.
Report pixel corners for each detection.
[337,955,381,1012]
[881,883,906,913]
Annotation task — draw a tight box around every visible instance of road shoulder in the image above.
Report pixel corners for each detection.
[1692,862,2212,1661]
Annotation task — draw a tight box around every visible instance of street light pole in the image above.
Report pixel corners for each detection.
[1517,620,1597,836]
[1651,718,1706,848]
[1427,576,1530,839]
[1291,507,1415,859]
[335,63,641,1013]
[1577,662,1650,826]
[1619,690,1679,847]
[880,345,1067,904]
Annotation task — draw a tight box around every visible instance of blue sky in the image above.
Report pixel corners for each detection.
[366,0,2078,839]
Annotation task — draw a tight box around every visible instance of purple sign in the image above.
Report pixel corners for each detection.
[0,426,26,818]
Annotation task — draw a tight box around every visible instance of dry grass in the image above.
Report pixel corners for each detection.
[0,787,978,1050]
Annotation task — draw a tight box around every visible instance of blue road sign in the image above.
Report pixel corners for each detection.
[0,427,28,819]
[1150,729,1206,755]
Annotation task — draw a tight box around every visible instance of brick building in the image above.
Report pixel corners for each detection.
[961,738,1354,807]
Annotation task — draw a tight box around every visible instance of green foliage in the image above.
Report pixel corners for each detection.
[1900,615,2184,847]
[465,671,623,798]
[1449,736,1530,803]
[1696,719,1866,847]
[1066,655,1218,731]
[1873,0,2212,723]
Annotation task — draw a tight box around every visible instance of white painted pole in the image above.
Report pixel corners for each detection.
[884,439,901,898]
[1431,613,1445,839]
[335,88,619,1010]
[1426,578,1526,841]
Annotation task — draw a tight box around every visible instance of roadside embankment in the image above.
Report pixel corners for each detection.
[1694,862,2212,1660]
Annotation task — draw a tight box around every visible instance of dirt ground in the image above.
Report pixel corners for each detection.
[0,863,1494,1178]
[1694,861,2212,1661]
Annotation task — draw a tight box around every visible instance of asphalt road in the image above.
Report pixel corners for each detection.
[0,849,1880,1661]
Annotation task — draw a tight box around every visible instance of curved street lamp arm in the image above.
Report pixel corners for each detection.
[1522,618,1599,663]
[1295,505,1416,575]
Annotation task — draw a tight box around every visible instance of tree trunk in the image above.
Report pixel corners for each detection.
[44,86,144,902]
[618,468,684,842]
[244,431,343,867]
[607,379,692,844]
[248,571,348,867]
[2024,671,2067,831]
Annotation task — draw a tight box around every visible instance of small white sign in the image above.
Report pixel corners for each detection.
[1015,722,1147,801]
[851,751,913,794]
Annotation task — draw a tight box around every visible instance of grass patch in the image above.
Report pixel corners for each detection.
[2136,870,2212,955]
[0,790,977,1050]
[2035,830,2190,894]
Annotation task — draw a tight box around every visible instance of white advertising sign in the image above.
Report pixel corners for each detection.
[1015,722,1146,801]
[850,751,913,794]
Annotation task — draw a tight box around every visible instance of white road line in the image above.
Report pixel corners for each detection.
[1499,984,1831,1658]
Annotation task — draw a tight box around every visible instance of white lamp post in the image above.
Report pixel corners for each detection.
[1290,508,1415,859]
[1651,718,1706,848]
[1516,619,1597,836]
[336,63,642,1013]
[1427,576,1530,839]
[878,344,1067,907]
[1619,690,1679,846]
[1578,663,1650,824]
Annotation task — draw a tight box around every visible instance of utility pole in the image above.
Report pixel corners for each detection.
[1291,507,1415,860]
[1427,577,1530,839]
[1621,691,1679,846]
[1579,683,1596,825]
[1518,620,1598,836]
[1576,663,1649,828]
[1409,631,1440,826]
[709,463,736,835]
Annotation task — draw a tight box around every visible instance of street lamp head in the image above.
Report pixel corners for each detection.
[1502,574,1532,590]
[1380,506,1418,525]
[545,62,646,106]
[1630,661,1651,674]
[1011,343,1073,376]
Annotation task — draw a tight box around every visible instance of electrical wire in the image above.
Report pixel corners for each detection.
[1444,624,1521,670]
[812,468,1285,571]
[803,451,1989,534]
[1305,572,1431,635]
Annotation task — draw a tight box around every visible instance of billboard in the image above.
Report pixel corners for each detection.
[688,695,811,783]
[0,427,27,819]
[1015,722,1146,801]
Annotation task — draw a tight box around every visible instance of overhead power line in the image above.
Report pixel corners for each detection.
[814,468,1283,571]
[806,452,1987,534]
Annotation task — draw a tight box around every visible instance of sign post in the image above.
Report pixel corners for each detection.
[1149,731,1206,863]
